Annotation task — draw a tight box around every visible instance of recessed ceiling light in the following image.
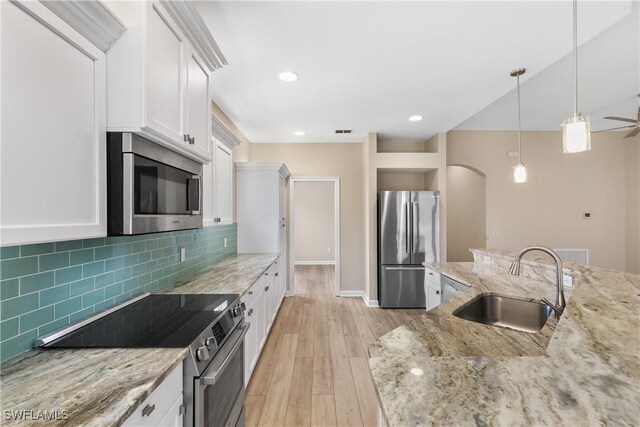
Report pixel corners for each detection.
[409,115,423,122]
[279,71,298,82]
[294,131,305,136]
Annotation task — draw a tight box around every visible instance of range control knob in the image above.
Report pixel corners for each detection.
[232,302,246,317]
[196,345,210,361]
[204,337,216,349]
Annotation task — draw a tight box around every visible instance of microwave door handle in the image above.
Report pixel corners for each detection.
[187,175,201,215]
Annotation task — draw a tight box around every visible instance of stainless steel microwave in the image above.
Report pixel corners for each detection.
[107,133,203,235]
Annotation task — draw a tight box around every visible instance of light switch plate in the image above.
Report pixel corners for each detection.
[180,248,186,262]
[223,238,228,248]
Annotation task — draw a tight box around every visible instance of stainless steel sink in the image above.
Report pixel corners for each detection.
[453,294,553,333]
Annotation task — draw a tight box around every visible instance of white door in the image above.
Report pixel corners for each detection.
[156,394,184,427]
[145,2,185,144]
[214,141,233,224]
[0,1,106,245]
[426,285,441,311]
[185,48,211,159]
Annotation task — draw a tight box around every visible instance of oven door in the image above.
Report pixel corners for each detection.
[194,323,249,427]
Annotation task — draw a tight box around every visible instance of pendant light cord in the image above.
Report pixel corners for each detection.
[573,0,578,114]
[517,73,522,163]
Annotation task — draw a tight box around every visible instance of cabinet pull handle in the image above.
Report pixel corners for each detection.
[265,286,269,291]
[281,224,285,227]
[248,308,253,316]
[275,273,279,277]
[248,291,253,295]
[183,134,189,142]
[190,136,195,144]
[142,404,155,417]
[436,291,440,295]
[265,273,268,276]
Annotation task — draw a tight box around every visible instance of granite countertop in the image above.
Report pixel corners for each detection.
[0,253,278,426]
[162,253,279,295]
[368,250,640,426]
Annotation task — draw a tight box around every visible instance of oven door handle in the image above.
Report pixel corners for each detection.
[201,323,250,386]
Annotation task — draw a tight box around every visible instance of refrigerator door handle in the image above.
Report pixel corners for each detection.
[384,266,425,271]
[412,201,419,253]
[404,202,410,253]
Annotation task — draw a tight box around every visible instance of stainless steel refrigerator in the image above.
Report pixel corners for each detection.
[378,191,440,308]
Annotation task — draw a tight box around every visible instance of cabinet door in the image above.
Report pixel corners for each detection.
[145,1,185,144]
[426,285,441,311]
[156,393,184,427]
[244,296,258,384]
[201,140,215,226]
[185,48,211,159]
[256,287,266,351]
[279,175,286,222]
[214,141,233,224]
[1,1,106,245]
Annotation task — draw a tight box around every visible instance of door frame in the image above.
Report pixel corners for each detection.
[289,177,341,296]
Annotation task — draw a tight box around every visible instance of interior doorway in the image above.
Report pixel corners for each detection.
[289,177,341,296]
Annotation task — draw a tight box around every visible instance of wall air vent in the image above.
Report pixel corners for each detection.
[335,129,353,134]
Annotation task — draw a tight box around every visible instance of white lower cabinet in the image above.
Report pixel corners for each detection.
[123,363,183,427]
[424,267,442,311]
[243,258,285,384]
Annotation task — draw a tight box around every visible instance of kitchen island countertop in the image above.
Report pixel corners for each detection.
[368,250,640,426]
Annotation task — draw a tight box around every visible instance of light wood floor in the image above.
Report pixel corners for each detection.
[246,265,424,427]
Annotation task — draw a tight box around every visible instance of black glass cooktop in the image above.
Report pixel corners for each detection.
[43,294,236,348]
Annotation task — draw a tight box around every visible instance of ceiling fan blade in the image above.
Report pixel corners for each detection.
[603,116,637,123]
[592,125,636,133]
[623,127,640,138]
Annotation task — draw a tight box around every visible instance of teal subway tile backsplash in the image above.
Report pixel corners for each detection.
[0,224,237,362]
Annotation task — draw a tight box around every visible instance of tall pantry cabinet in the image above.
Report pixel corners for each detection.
[236,163,290,295]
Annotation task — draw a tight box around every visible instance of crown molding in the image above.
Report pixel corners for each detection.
[211,114,243,149]
[40,0,126,52]
[236,162,291,179]
[161,0,227,72]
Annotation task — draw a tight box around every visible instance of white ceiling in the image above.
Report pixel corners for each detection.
[196,1,635,143]
[456,1,639,132]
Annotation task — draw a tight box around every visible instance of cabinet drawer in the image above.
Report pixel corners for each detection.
[424,267,440,287]
[123,363,183,427]
[241,275,264,308]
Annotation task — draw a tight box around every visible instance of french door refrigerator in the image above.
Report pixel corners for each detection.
[378,191,440,308]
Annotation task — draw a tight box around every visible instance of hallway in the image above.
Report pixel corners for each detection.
[246,265,424,426]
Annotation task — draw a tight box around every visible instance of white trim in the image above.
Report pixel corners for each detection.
[339,290,363,297]
[160,0,227,72]
[211,114,242,149]
[236,162,290,178]
[338,290,379,307]
[41,0,126,52]
[294,260,336,266]
[289,177,341,297]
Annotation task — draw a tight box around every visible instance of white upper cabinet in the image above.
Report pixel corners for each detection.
[203,136,234,226]
[106,1,224,162]
[185,50,212,159]
[145,2,186,144]
[0,1,124,246]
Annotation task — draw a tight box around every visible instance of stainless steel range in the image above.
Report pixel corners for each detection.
[36,293,248,427]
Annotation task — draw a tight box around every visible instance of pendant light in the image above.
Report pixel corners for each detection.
[561,0,591,153]
[511,68,527,184]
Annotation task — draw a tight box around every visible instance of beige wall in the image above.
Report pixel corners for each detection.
[250,143,363,291]
[447,165,487,262]
[294,181,335,263]
[447,130,637,272]
[626,138,640,273]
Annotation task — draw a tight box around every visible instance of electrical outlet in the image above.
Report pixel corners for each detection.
[180,248,186,262]
[492,230,498,238]
[563,274,573,287]
[223,238,228,248]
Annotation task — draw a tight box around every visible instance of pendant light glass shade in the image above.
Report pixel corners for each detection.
[562,113,591,153]
[513,162,527,183]
[563,0,591,153]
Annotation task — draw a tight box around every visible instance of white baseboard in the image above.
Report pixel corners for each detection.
[338,291,379,307]
[294,260,336,266]
[284,290,293,297]
[339,290,363,298]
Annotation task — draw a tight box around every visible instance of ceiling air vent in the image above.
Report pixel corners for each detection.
[335,129,353,134]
